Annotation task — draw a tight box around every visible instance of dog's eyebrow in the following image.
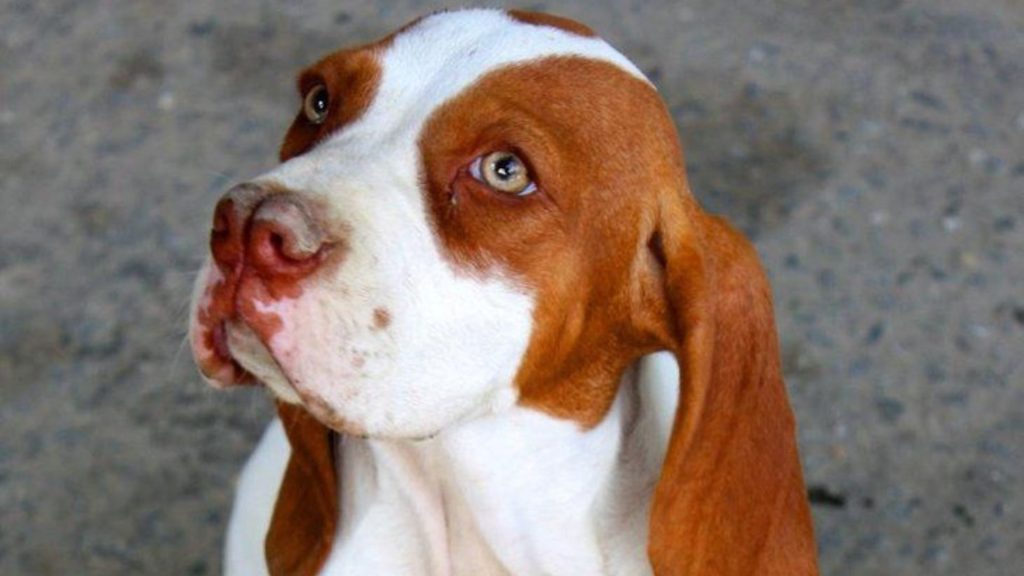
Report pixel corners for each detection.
[295,70,326,94]
[506,9,597,37]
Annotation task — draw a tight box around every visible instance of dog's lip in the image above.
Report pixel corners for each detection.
[211,322,233,364]
[223,320,303,404]
[194,320,255,387]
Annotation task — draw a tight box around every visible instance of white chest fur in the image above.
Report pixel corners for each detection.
[224,354,679,576]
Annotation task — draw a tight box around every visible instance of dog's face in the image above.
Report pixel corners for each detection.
[189,10,680,438]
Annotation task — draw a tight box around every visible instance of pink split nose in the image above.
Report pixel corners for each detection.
[210,183,327,280]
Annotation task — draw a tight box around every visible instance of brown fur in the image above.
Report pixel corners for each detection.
[647,209,819,575]
[372,307,391,330]
[507,9,597,37]
[267,403,339,576]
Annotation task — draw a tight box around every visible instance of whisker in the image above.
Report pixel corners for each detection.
[169,332,192,385]
[164,265,206,384]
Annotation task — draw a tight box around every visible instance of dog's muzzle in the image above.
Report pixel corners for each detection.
[193,182,335,387]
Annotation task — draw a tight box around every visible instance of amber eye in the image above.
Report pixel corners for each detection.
[303,84,329,124]
[470,151,537,196]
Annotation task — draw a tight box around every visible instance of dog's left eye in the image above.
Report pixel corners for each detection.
[469,151,537,196]
[303,84,330,125]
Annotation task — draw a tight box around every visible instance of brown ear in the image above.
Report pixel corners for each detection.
[265,402,339,576]
[647,196,818,575]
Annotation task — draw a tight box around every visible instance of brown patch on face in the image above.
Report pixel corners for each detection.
[372,307,391,330]
[419,57,683,427]
[276,12,442,162]
[278,49,382,161]
[507,10,597,37]
[277,13,438,162]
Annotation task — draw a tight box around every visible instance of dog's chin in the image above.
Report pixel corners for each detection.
[222,322,461,441]
[223,321,375,436]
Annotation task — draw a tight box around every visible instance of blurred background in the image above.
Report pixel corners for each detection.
[1,1,1022,574]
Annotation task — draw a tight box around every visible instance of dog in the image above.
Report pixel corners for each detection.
[188,9,818,575]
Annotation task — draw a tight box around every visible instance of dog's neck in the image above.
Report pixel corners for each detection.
[320,356,676,575]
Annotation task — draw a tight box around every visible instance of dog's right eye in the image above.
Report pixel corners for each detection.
[303,85,330,125]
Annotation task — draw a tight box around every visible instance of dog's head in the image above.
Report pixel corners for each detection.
[189,9,815,575]
[189,10,668,438]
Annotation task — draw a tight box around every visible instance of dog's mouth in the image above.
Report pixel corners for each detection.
[189,265,373,436]
[192,316,252,388]
[223,321,302,404]
[207,322,253,384]
[190,257,303,396]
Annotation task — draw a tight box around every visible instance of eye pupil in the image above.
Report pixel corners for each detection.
[493,155,519,180]
[303,85,330,124]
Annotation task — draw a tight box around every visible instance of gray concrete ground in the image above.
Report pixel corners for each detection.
[1,0,1022,574]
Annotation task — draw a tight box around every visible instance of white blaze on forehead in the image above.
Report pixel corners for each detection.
[334,9,650,146]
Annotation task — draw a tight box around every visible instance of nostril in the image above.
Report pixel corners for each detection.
[212,208,229,235]
[247,194,326,277]
[254,221,321,264]
[211,211,232,250]
[269,232,286,256]
[210,198,244,269]
[268,230,308,263]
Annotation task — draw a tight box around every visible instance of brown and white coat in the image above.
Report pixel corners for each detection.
[188,9,818,576]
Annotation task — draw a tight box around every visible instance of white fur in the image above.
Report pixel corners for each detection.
[224,419,289,576]
[226,354,679,576]
[364,9,649,142]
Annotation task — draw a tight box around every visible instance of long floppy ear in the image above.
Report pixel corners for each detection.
[265,402,339,576]
[647,195,818,575]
